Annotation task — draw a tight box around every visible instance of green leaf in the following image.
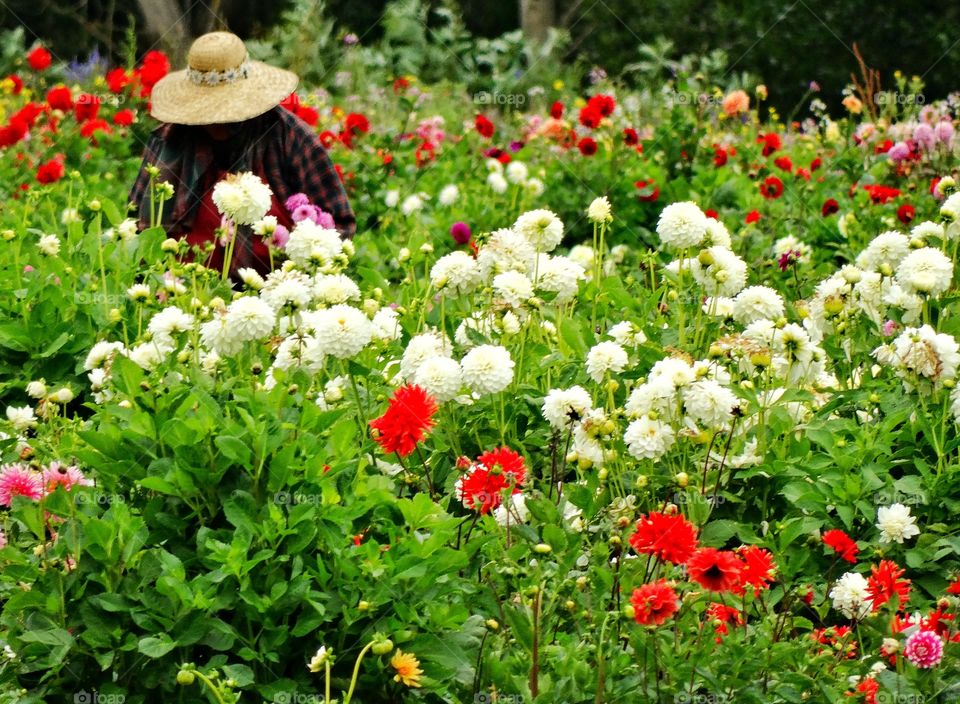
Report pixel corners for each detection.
[215,435,252,466]
[137,635,176,658]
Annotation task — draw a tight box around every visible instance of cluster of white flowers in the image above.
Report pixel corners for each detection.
[211,172,273,224]
[486,159,544,197]
[656,201,708,250]
[873,324,960,388]
[284,221,346,271]
[876,503,921,544]
[830,572,872,619]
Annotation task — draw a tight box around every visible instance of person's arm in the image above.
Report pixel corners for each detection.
[282,112,357,237]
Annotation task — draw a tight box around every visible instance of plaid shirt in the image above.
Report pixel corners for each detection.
[129,106,355,238]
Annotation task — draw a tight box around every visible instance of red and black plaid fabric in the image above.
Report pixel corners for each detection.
[128,106,355,237]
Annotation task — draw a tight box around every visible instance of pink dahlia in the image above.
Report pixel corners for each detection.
[904,630,944,668]
[42,462,92,493]
[0,463,44,505]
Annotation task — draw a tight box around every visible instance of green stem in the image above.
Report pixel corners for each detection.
[343,641,376,704]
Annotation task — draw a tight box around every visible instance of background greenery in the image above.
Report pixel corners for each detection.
[2,0,960,111]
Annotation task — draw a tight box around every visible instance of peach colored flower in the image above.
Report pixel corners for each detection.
[722,90,750,117]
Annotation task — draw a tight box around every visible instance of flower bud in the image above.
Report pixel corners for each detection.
[176,670,195,686]
[371,635,394,655]
[675,472,689,488]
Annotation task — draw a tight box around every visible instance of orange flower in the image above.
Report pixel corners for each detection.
[722,89,750,117]
[391,650,423,688]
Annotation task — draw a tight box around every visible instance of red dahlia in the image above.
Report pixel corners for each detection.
[550,101,564,119]
[345,112,370,136]
[822,529,858,563]
[578,137,597,156]
[866,560,911,611]
[456,448,525,514]
[36,157,65,184]
[759,175,784,199]
[757,132,781,156]
[475,114,495,138]
[687,548,742,593]
[106,68,131,94]
[705,602,743,641]
[578,104,601,129]
[587,93,615,117]
[27,46,52,71]
[821,198,840,216]
[897,203,916,224]
[46,86,74,112]
[735,545,776,595]
[75,94,100,122]
[134,50,170,96]
[475,447,526,486]
[630,580,679,626]
[369,384,438,457]
[628,512,698,565]
[623,127,639,145]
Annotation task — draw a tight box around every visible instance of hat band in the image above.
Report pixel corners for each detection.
[187,59,251,87]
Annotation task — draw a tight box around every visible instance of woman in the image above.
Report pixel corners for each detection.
[128,31,355,276]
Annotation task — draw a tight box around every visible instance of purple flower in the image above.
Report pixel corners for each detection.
[887,141,911,163]
[935,119,954,145]
[913,123,936,151]
[509,140,524,152]
[343,33,359,46]
[285,193,310,213]
[808,81,821,92]
[271,224,290,249]
[450,221,472,245]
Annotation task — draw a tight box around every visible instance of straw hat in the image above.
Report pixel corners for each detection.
[150,32,298,125]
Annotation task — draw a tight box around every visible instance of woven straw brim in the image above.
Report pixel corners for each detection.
[149,61,299,125]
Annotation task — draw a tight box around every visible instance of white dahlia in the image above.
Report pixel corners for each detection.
[460,345,514,395]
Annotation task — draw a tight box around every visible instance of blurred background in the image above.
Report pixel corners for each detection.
[1,0,958,111]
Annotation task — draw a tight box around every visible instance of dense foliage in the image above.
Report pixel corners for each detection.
[1,27,960,704]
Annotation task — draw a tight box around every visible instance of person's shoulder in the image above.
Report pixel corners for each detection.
[271,106,318,141]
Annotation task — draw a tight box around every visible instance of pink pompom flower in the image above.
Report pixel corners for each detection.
[904,630,944,669]
[285,193,310,212]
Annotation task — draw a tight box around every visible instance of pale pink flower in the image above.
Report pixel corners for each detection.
[42,462,92,493]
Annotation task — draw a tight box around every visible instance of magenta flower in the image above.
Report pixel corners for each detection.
[285,193,310,212]
[316,210,336,229]
[271,224,290,249]
[450,221,472,245]
[0,463,44,506]
[904,630,944,668]
[291,204,319,224]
